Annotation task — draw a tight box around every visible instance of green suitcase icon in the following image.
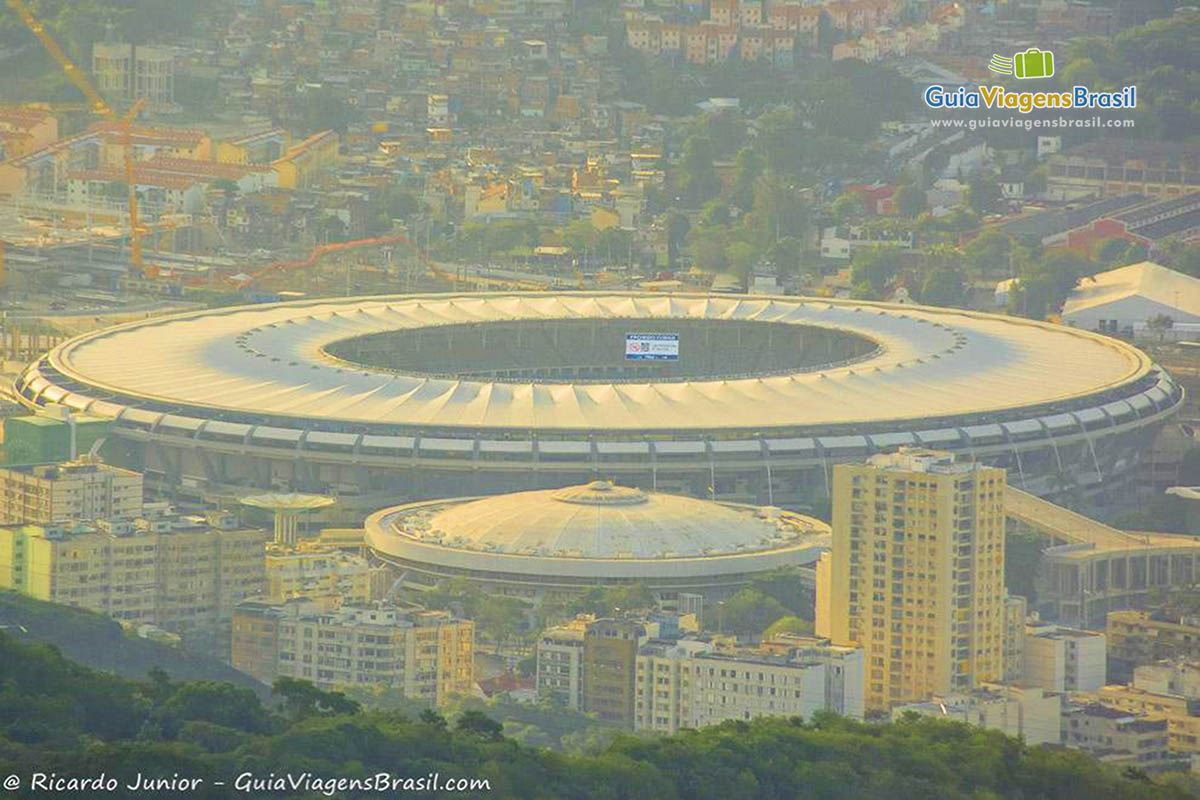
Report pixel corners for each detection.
[1014,48,1054,79]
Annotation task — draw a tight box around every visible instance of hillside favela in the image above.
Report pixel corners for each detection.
[0,0,1199,798]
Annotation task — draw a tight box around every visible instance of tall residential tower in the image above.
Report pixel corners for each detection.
[825,449,1007,710]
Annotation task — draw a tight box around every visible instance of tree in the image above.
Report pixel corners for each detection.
[966,171,1003,215]
[731,147,764,210]
[850,245,903,299]
[679,136,721,205]
[689,227,729,273]
[563,218,597,255]
[1005,529,1046,603]
[1009,250,1094,319]
[293,86,361,135]
[1147,313,1174,342]
[419,708,447,728]
[272,678,360,721]
[474,595,528,651]
[765,236,803,279]
[313,214,348,243]
[745,172,809,248]
[762,616,815,638]
[565,584,655,617]
[455,710,504,739]
[701,200,732,227]
[161,681,273,735]
[719,588,788,635]
[895,184,926,218]
[920,267,967,308]
[831,192,864,224]
[963,230,1012,277]
[666,212,691,269]
[1024,167,1048,197]
[1097,237,1135,266]
[725,240,761,279]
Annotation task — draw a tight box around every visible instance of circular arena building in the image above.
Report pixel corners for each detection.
[14,292,1182,506]
[364,480,830,605]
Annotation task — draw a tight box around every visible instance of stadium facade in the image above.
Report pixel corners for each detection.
[14,292,1182,506]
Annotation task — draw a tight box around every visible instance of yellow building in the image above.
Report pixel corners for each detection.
[0,461,143,525]
[1085,684,1200,755]
[0,510,268,655]
[231,600,474,705]
[216,128,290,165]
[264,540,390,604]
[0,107,58,161]
[825,449,1007,710]
[313,526,368,553]
[271,130,339,189]
[582,618,644,726]
[1108,610,1200,666]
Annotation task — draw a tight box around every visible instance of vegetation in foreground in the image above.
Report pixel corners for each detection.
[0,630,1195,800]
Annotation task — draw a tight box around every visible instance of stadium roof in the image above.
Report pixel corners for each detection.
[40,292,1152,433]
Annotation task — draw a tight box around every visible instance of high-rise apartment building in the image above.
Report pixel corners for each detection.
[231,600,474,705]
[582,618,644,725]
[1003,594,1028,682]
[826,449,1007,710]
[92,42,175,107]
[536,615,591,710]
[0,461,143,525]
[0,509,267,655]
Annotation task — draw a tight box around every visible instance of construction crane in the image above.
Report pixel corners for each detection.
[5,0,147,276]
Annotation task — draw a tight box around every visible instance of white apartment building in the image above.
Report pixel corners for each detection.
[1024,620,1107,692]
[536,616,590,710]
[634,636,864,734]
[892,683,1063,746]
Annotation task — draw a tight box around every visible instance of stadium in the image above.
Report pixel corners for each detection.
[14,291,1182,507]
[364,480,831,606]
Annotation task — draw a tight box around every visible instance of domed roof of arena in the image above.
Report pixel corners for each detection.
[400,481,800,559]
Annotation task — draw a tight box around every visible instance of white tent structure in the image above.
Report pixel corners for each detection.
[1062,261,1200,339]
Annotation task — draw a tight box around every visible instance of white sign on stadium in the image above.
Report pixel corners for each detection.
[625,333,679,361]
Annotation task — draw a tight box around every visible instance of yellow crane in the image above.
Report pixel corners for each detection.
[5,0,147,276]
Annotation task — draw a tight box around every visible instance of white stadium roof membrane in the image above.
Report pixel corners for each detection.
[34,292,1154,434]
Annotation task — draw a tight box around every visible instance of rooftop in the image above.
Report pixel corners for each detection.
[865,447,984,475]
[1063,262,1200,320]
[39,292,1157,433]
[384,481,820,560]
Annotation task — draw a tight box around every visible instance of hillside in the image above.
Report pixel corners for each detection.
[0,629,1194,800]
[0,591,266,695]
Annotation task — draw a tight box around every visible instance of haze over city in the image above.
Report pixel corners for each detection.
[0,1,1198,798]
